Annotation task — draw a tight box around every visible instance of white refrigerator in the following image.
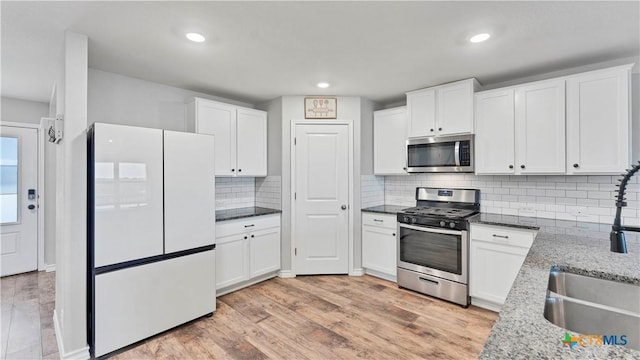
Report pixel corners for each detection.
[87,123,216,357]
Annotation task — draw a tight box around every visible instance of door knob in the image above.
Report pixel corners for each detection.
[28,204,36,210]
[573,163,579,168]
[520,165,525,169]
[341,205,347,210]
[508,165,514,169]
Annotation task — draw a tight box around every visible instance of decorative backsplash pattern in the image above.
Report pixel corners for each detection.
[256,176,282,210]
[215,177,255,210]
[369,173,639,226]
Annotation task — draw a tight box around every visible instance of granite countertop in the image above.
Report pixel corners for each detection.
[473,214,640,358]
[215,206,281,222]
[361,204,408,214]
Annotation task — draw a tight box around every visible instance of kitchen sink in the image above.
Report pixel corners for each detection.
[547,267,640,313]
[544,267,640,351]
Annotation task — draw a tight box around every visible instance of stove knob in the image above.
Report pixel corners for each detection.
[410,217,417,224]
[439,220,446,227]
[449,221,456,229]
[403,216,409,223]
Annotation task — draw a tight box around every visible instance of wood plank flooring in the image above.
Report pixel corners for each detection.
[114,275,497,359]
[1,272,497,359]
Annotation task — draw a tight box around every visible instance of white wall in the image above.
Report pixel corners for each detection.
[1,97,49,124]
[55,30,90,359]
[87,68,253,131]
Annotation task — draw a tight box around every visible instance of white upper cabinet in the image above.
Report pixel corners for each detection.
[566,65,631,174]
[187,98,267,177]
[515,79,566,174]
[236,108,267,176]
[374,106,408,175]
[407,88,436,137]
[406,78,478,138]
[437,80,476,135]
[475,89,516,175]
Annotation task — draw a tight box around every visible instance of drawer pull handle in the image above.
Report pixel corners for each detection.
[373,219,383,222]
[492,234,509,239]
[419,277,439,285]
[244,224,255,228]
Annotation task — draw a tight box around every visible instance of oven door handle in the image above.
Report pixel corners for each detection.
[399,223,463,235]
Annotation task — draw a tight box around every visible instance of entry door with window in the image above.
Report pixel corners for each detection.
[293,123,349,274]
[1,126,38,276]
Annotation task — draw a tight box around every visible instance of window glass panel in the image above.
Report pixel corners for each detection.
[1,137,18,223]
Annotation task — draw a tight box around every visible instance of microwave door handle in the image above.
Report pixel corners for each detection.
[454,141,460,167]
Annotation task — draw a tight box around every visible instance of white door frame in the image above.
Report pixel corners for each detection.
[290,119,355,276]
[1,121,45,271]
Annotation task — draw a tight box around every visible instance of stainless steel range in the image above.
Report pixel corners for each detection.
[397,187,480,307]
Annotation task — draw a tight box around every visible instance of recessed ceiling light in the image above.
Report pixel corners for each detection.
[317,82,330,88]
[469,33,490,43]
[186,33,206,43]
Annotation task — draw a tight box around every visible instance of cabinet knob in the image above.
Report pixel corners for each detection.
[520,165,525,169]
[438,127,442,131]
[403,167,407,170]
[508,165,514,169]
[251,234,255,238]
[244,236,247,239]
[231,169,235,172]
[238,169,242,172]
[392,233,396,237]
[573,163,579,168]
[430,128,434,132]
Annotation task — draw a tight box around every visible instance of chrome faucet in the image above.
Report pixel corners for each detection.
[611,161,640,253]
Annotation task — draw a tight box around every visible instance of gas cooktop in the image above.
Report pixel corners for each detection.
[401,206,478,220]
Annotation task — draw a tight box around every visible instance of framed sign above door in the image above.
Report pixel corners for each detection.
[304,97,337,119]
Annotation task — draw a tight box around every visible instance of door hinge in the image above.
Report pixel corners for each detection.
[294,137,296,145]
[294,192,296,200]
[295,248,297,256]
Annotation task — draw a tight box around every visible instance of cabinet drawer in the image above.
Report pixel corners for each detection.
[216,214,280,238]
[362,212,397,229]
[470,223,535,249]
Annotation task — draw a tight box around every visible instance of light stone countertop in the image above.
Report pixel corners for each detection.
[471,213,640,359]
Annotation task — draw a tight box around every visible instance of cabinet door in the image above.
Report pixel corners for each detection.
[515,80,566,174]
[437,80,475,135]
[93,123,164,268]
[374,107,408,175]
[362,226,397,277]
[469,240,529,306]
[236,108,267,176]
[249,227,281,278]
[163,131,216,253]
[407,89,436,138]
[215,234,248,289]
[475,89,516,175]
[566,67,630,174]
[195,100,236,176]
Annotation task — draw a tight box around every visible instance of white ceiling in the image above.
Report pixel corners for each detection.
[2,1,639,105]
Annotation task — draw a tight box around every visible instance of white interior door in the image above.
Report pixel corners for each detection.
[1,125,38,276]
[294,124,349,275]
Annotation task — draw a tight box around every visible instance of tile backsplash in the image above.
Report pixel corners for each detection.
[377,173,639,226]
[361,175,385,208]
[256,176,282,210]
[215,177,255,210]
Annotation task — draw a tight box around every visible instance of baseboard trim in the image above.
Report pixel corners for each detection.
[349,268,364,276]
[470,297,501,313]
[44,264,56,272]
[277,270,295,278]
[364,268,397,283]
[54,309,91,360]
[217,272,279,297]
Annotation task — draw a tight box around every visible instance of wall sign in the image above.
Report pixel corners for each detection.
[304,97,337,119]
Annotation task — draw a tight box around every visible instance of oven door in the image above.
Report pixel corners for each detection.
[397,223,468,284]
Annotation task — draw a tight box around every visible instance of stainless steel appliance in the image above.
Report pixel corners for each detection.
[397,187,480,306]
[406,134,474,173]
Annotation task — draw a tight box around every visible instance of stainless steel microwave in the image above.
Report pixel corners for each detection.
[406,135,474,173]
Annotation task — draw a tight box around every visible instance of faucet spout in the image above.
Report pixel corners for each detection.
[610,161,640,253]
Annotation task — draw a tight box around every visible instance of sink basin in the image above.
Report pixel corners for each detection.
[544,267,640,351]
[548,267,640,313]
[544,297,640,350]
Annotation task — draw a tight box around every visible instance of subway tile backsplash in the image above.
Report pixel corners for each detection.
[256,176,282,210]
[361,175,385,208]
[215,177,255,210]
[371,173,639,226]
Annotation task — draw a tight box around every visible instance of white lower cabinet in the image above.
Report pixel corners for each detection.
[215,214,280,294]
[362,212,397,281]
[469,223,536,312]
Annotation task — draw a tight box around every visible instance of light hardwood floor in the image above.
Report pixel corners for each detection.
[2,272,497,359]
